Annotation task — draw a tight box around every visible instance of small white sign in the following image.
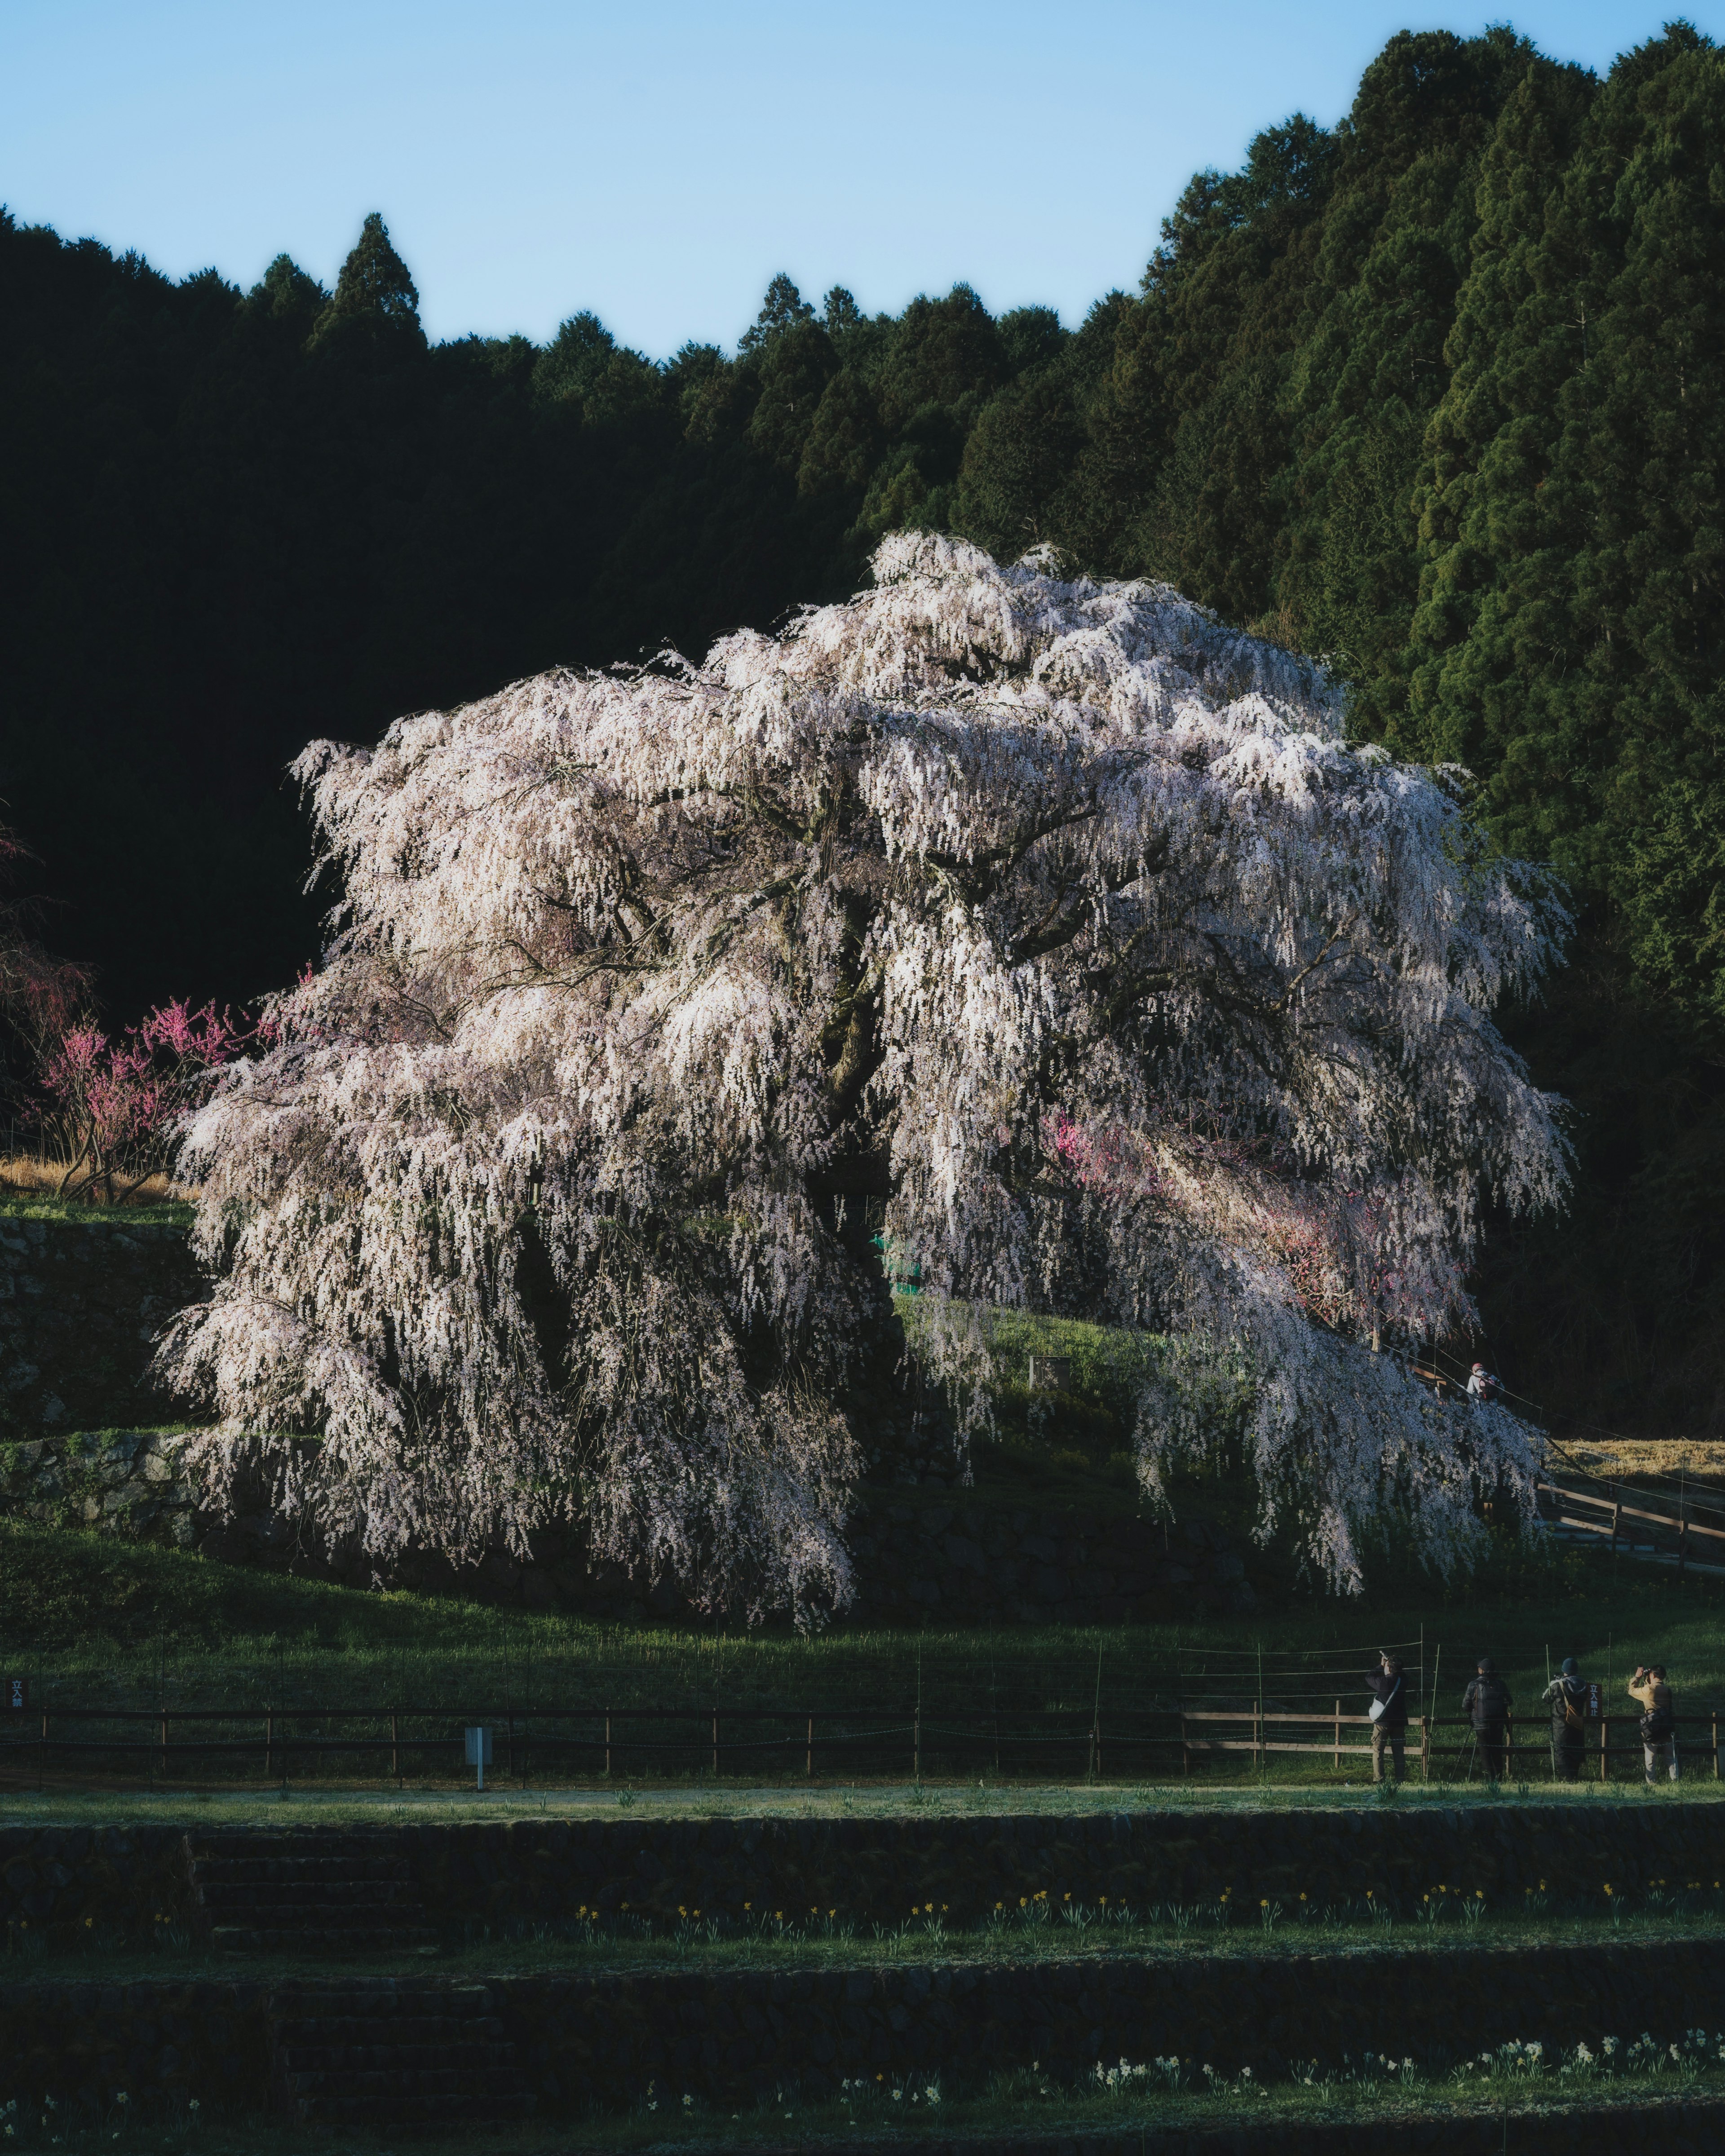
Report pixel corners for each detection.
[464,1725,493,1789]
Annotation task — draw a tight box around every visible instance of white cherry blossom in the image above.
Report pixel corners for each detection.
[157,533,1566,1611]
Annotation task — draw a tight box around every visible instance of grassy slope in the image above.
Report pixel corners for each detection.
[1,1515,1720,1743]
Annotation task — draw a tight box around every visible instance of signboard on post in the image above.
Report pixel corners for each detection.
[1586,1682,1602,1719]
[4,1678,27,1713]
[464,1725,493,1790]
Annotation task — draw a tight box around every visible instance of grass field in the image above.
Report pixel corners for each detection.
[0,1512,1721,1795]
[0,1172,192,1224]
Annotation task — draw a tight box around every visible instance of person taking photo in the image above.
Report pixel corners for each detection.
[1628,1664,1679,1785]
[1364,1652,1408,1784]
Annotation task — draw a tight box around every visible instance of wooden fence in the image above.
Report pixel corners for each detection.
[0,1697,1718,1786]
[1535,1471,1725,1580]
[1180,1705,1722,1780]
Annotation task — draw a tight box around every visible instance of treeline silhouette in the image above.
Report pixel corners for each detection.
[4,23,1723,1436]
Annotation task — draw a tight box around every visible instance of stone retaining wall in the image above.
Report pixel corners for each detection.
[496,1936,1725,2106]
[0,1975,265,2114]
[5,1803,1723,1945]
[0,1825,190,1940]
[407,1798,1725,1931]
[3,1942,1725,2123]
[0,1213,199,1440]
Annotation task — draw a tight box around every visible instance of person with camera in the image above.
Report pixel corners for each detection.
[1628,1664,1679,1784]
[1540,1656,1589,1781]
[1364,1651,1408,1783]
[1461,1655,1513,1781]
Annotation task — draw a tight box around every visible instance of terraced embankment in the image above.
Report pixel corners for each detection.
[3,1802,1724,2136]
[7,1798,1725,1940]
[2,1938,1725,2122]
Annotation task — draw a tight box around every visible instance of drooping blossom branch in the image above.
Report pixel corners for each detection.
[155,532,1568,1612]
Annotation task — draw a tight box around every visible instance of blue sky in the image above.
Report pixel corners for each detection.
[4,2,1717,356]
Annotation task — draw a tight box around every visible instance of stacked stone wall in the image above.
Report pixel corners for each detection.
[0,1213,198,1441]
[3,1943,1725,2125]
[406,1799,1725,1930]
[5,1803,1722,1944]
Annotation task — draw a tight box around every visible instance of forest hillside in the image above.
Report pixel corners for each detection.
[4,24,1724,1438]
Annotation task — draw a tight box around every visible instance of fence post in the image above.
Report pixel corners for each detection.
[1600,1714,1609,1784]
[605,1713,611,1780]
[806,1716,814,1780]
[1180,1710,1190,1779]
[1713,1710,1719,1782]
[391,1712,399,1787]
[1333,1700,1340,1771]
[1420,1716,1430,1782]
[712,1711,720,1780]
[160,1710,169,1782]
[913,1703,921,1784]
[264,1709,272,1783]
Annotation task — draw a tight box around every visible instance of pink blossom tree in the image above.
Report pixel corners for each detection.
[156,535,1567,1615]
[40,1001,249,1202]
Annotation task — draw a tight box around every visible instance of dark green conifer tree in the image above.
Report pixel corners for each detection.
[310,212,423,344]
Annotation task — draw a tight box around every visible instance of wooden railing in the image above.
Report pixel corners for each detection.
[1535,1471,1725,1579]
[1179,1705,1722,1781]
[0,1696,1717,1787]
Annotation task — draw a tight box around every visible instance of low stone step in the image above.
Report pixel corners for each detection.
[215,1925,438,1955]
[188,1829,437,1959]
[271,1988,498,2016]
[191,1831,409,1855]
[198,1879,422,1912]
[282,2052,519,2087]
[282,2044,518,2078]
[295,2090,537,2125]
[193,1855,414,1885]
[275,2017,507,2048]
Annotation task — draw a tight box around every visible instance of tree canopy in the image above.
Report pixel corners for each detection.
[159,537,1563,1616]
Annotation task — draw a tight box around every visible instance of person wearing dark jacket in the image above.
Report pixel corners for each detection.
[1365,1652,1409,1783]
[1461,1657,1513,1780]
[1541,1657,1589,1781]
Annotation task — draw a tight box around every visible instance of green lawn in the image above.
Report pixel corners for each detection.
[0,1515,1721,1795]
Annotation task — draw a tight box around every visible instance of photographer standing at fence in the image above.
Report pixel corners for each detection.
[1462,1656,1513,1781]
[1364,1651,1408,1783]
[1628,1664,1679,1784]
[1541,1657,1589,1781]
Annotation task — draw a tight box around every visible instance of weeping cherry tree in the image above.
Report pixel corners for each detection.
[158,534,1567,1617]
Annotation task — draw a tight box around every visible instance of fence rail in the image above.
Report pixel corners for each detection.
[1535,1468,1725,1580]
[0,1697,1719,1787]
